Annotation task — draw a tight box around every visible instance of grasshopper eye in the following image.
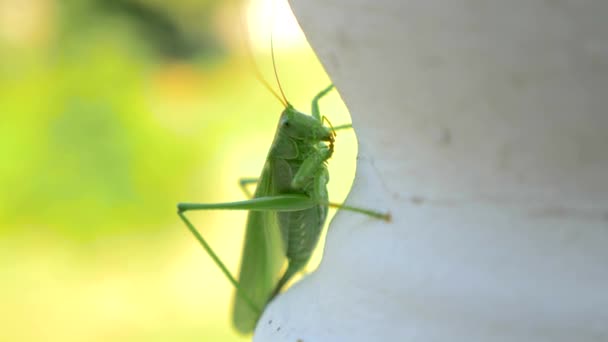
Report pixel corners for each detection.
[282,120,290,128]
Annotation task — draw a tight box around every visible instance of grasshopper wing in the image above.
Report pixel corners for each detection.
[231,160,288,333]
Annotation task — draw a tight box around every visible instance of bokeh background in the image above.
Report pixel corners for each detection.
[0,0,357,340]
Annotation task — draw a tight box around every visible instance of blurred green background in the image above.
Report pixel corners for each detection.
[0,0,357,341]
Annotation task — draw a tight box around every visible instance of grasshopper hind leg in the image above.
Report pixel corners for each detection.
[177,211,262,315]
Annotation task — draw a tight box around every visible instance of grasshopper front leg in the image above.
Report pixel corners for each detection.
[311,84,334,120]
[288,148,391,221]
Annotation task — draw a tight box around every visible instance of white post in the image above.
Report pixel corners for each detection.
[255,1,608,341]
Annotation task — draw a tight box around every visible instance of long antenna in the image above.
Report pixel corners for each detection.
[239,1,287,107]
[269,0,288,106]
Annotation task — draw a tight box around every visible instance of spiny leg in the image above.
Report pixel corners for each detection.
[285,147,391,221]
[332,123,352,131]
[178,194,316,213]
[177,211,261,315]
[311,84,334,120]
[176,194,320,317]
[238,177,258,199]
[328,201,391,221]
[311,84,354,131]
[291,147,333,189]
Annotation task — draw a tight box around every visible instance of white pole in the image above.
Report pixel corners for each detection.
[256,1,608,341]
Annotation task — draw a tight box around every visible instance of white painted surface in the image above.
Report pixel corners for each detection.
[255,1,608,341]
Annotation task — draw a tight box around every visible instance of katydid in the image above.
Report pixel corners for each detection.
[177,6,389,336]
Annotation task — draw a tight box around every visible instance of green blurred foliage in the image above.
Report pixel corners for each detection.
[0,0,355,341]
[0,0,227,239]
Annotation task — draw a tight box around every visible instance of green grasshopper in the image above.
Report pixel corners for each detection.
[177,9,389,335]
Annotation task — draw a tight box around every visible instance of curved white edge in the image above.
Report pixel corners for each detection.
[255,1,608,341]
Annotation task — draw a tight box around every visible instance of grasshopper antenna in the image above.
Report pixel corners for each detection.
[240,1,287,107]
[269,0,288,107]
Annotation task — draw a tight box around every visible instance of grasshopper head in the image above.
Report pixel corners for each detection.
[280,106,333,143]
